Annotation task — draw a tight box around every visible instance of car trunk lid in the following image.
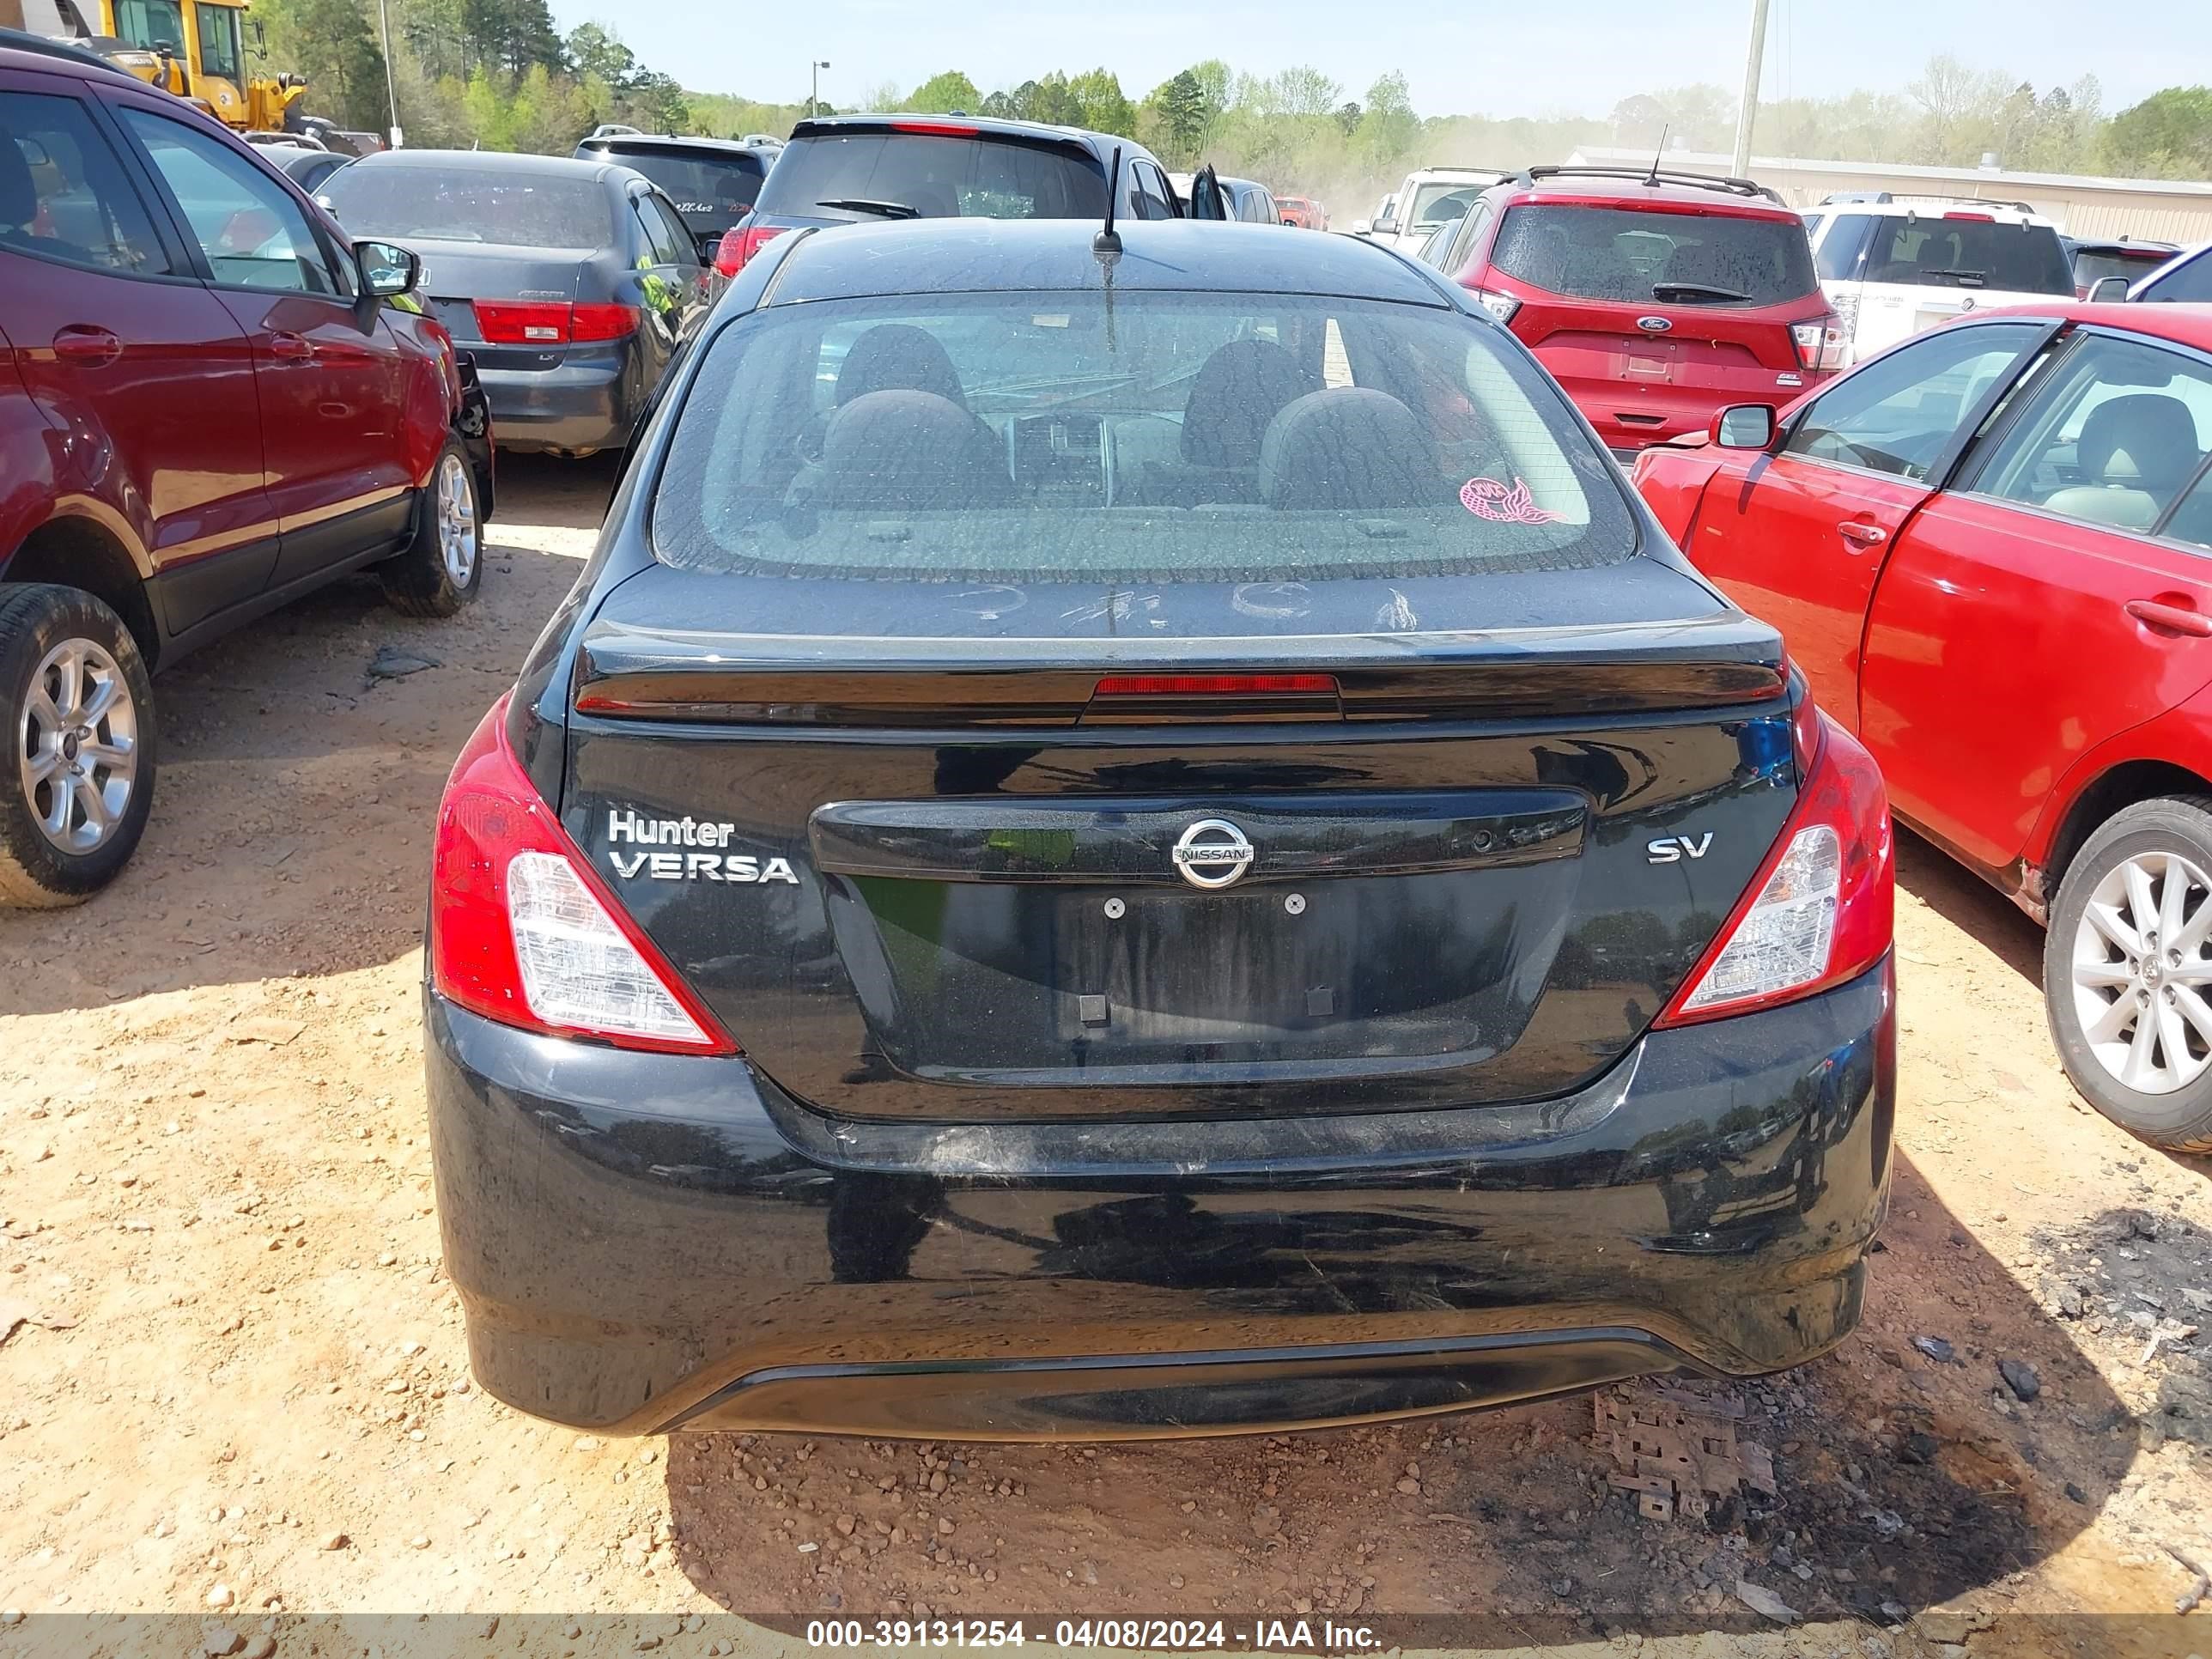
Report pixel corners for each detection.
[558,562,1799,1123]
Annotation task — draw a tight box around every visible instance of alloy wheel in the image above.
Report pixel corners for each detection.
[437,452,479,587]
[17,636,140,855]
[2070,848,2212,1095]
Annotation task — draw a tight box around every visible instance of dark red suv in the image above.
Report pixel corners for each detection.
[1416,167,1843,457]
[0,31,493,907]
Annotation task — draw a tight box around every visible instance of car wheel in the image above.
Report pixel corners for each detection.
[2046,795,2212,1153]
[381,441,483,619]
[0,583,158,908]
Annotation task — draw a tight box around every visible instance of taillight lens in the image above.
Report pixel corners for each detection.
[1094,673,1337,696]
[1790,315,1850,374]
[429,699,738,1055]
[1827,291,1860,362]
[473,300,569,345]
[472,301,641,346]
[714,222,790,278]
[1470,288,1521,325]
[1656,708,1893,1026]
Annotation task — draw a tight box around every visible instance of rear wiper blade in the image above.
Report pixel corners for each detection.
[1922,269,1987,286]
[817,198,921,220]
[1650,281,1750,302]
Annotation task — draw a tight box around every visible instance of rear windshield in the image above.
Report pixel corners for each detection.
[319,165,612,248]
[653,290,1634,583]
[754,131,1106,222]
[1857,215,2073,294]
[598,147,764,230]
[2070,246,2170,292]
[1490,204,1818,306]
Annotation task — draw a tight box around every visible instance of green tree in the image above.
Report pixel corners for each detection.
[255,0,391,132]
[1147,69,1211,165]
[905,70,982,114]
[1353,71,1418,171]
[2106,85,2212,177]
[1067,68,1133,136]
[564,22,636,90]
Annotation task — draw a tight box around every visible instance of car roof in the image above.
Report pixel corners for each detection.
[578,134,770,157]
[1404,167,1504,183]
[1964,301,2212,351]
[1824,198,2057,227]
[343,149,628,184]
[2069,237,2179,255]
[1493,172,1798,219]
[789,113,1138,159]
[760,218,1451,308]
[0,27,128,80]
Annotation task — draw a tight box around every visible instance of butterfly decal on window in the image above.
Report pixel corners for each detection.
[1460,476,1565,525]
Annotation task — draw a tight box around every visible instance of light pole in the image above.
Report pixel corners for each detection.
[811,59,830,118]
[378,0,402,148]
[1729,0,1771,177]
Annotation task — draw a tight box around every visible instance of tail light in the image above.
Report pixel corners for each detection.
[471,301,641,346]
[1094,674,1337,696]
[1469,288,1521,325]
[714,222,790,278]
[428,699,738,1056]
[1655,703,1893,1026]
[1790,314,1850,374]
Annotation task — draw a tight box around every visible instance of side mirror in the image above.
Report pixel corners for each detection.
[1372,215,1398,235]
[354,239,419,298]
[1712,404,1778,450]
[2087,275,2132,303]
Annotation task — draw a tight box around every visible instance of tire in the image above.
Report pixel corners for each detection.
[2045,794,2212,1153]
[380,440,483,619]
[0,583,158,908]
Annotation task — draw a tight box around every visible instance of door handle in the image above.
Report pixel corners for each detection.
[1837,520,1889,550]
[51,325,123,368]
[269,332,315,362]
[2125,599,2212,637]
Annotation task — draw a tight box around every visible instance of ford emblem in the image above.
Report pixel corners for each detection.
[1636,316,1673,333]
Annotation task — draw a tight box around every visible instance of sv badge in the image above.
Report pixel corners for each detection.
[1647,834,1714,865]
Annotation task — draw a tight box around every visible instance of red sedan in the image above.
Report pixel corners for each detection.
[1635,303,2212,1152]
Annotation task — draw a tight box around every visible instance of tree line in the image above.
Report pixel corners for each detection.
[247,5,2212,202]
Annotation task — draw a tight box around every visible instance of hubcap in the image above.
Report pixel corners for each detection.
[2072,848,2212,1095]
[436,453,478,586]
[17,636,138,855]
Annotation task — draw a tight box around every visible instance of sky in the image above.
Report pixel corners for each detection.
[545,0,2209,119]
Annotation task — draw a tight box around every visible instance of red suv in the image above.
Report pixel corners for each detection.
[1634,304,2212,1152]
[1,32,493,907]
[1417,167,1843,457]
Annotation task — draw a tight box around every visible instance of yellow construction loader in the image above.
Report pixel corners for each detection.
[15,0,310,133]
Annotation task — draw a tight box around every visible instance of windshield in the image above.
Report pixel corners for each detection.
[755,131,1107,222]
[653,290,1632,584]
[1409,181,1484,227]
[601,148,763,231]
[320,165,613,247]
[1860,215,2073,294]
[112,0,184,51]
[1491,204,1819,306]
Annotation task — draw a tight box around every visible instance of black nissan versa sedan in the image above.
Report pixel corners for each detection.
[422,218,1897,1440]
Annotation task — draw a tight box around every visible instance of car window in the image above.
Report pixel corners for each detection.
[1786,321,2045,480]
[1815,214,1870,281]
[1858,214,2073,295]
[1407,181,1480,231]
[112,0,184,52]
[1801,212,1826,243]
[1968,333,2212,536]
[630,192,687,266]
[655,289,1632,583]
[2071,248,2168,293]
[1127,161,1173,222]
[320,163,614,248]
[599,147,763,232]
[1489,204,1817,307]
[120,109,336,294]
[1446,201,1492,274]
[2143,251,2212,304]
[0,91,169,276]
[2165,465,2212,550]
[755,132,1108,222]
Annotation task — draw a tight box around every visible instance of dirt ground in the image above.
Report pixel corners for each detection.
[3,456,2210,1658]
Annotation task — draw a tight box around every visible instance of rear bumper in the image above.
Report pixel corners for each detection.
[475,353,639,454]
[423,957,1895,1438]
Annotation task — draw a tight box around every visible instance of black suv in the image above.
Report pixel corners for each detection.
[714,113,1184,277]
[573,131,779,266]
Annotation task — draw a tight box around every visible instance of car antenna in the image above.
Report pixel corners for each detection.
[1094,145,1123,258]
[1646,126,1668,186]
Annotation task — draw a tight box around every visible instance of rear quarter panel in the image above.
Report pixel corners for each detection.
[2025,678,2212,878]
[1629,442,1731,547]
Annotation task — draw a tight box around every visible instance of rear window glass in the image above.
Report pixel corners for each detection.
[653,291,1633,584]
[755,132,1106,222]
[1859,215,2073,295]
[319,165,612,248]
[1490,204,1818,306]
[599,148,763,230]
[2070,247,2169,293]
